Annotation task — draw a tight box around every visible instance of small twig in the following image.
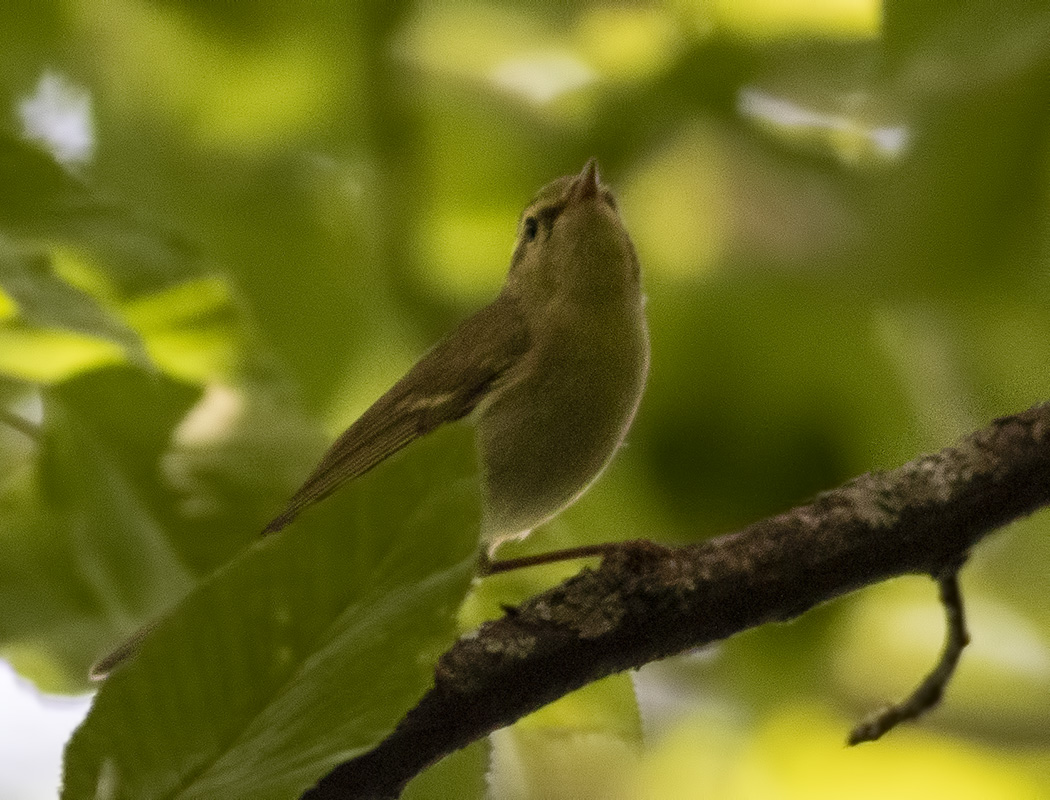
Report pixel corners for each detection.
[0,408,41,441]
[848,570,970,745]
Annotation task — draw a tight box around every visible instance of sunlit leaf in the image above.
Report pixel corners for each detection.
[122,276,242,382]
[0,237,151,372]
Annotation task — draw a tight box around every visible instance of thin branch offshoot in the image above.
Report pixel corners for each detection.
[848,570,971,744]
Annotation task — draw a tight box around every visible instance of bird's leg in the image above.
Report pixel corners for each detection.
[477,543,624,575]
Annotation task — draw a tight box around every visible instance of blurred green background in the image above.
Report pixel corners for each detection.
[2,0,1050,797]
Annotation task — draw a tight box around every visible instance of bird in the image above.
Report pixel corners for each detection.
[261,159,649,573]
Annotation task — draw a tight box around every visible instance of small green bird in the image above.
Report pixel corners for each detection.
[262,159,649,569]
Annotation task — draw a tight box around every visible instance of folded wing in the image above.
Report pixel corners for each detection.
[261,294,528,535]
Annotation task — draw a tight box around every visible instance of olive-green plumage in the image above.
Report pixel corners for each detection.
[262,159,649,550]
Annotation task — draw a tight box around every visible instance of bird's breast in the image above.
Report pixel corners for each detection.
[478,299,649,543]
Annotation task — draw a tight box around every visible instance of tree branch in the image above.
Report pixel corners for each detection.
[303,402,1050,799]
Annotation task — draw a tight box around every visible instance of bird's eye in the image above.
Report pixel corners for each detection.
[523,216,539,242]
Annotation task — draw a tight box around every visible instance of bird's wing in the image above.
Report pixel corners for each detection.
[261,294,529,535]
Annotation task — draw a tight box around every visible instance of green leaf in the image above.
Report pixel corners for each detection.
[0,130,96,230]
[40,388,196,622]
[61,422,481,800]
[402,740,489,800]
[0,367,202,690]
[0,237,153,375]
[487,674,643,799]
[0,131,203,295]
[50,366,202,475]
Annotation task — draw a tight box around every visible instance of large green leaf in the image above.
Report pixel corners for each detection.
[61,422,481,800]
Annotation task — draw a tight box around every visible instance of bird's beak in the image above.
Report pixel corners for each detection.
[568,158,601,202]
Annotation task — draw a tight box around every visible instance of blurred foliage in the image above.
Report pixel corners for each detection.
[63,424,480,800]
[1,0,1049,797]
